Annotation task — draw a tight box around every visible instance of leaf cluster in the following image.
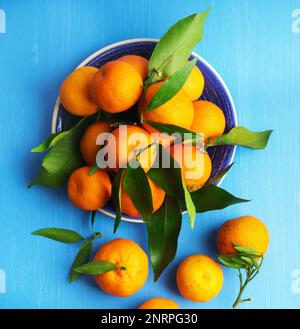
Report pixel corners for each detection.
[218,244,264,308]
[32,226,106,282]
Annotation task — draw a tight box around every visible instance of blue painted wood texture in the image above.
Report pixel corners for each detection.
[0,0,300,309]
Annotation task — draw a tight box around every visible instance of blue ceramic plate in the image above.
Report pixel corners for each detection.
[52,38,237,223]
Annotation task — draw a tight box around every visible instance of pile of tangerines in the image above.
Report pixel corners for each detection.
[55,54,270,308]
[61,55,222,214]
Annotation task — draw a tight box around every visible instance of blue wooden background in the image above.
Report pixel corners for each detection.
[0,0,300,309]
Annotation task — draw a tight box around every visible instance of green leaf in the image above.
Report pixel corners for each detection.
[240,256,255,267]
[31,134,57,153]
[230,256,250,268]
[32,228,84,243]
[147,144,185,200]
[146,121,201,143]
[69,232,102,283]
[209,127,273,150]
[89,162,99,176]
[90,211,97,228]
[32,129,73,153]
[218,254,250,269]
[145,59,197,112]
[123,160,153,220]
[181,172,196,229]
[31,131,69,152]
[207,163,234,185]
[112,169,125,233]
[233,244,262,256]
[250,258,260,272]
[149,148,248,216]
[69,239,93,283]
[147,196,182,281]
[74,260,117,275]
[148,8,210,82]
[218,256,241,269]
[190,184,249,213]
[29,115,96,188]
[147,145,195,227]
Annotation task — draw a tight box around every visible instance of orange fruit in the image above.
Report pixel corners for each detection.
[118,55,149,80]
[139,82,194,134]
[93,238,148,297]
[217,216,270,255]
[191,101,226,141]
[67,166,111,211]
[105,125,156,173]
[121,177,165,218]
[139,297,180,309]
[80,121,112,165]
[182,65,205,101]
[170,144,212,192]
[91,60,143,113]
[176,254,223,302]
[59,66,99,116]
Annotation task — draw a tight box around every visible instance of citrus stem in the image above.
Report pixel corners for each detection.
[232,274,252,309]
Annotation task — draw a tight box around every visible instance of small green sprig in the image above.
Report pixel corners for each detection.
[218,244,264,309]
[32,226,103,283]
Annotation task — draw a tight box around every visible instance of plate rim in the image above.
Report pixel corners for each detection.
[51,37,238,224]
